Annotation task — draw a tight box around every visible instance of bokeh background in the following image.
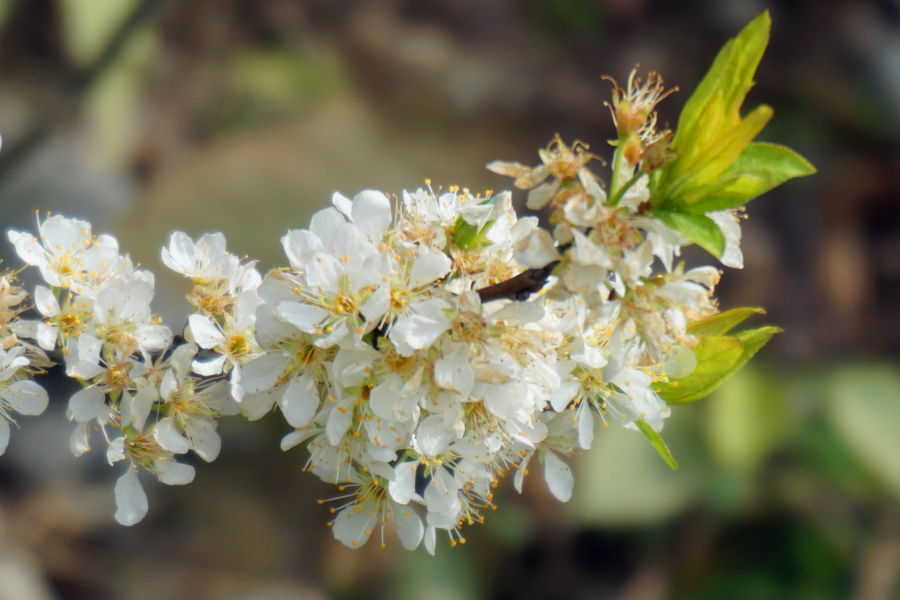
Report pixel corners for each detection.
[0,0,898,598]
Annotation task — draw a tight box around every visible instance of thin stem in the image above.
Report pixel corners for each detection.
[609,172,643,206]
[607,134,628,201]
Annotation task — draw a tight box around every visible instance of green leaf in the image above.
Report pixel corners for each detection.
[661,104,773,208]
[730,325,781,375]
[657,326,780,405]
[653,12,778,209]
[825,365,900,497]
[673,11,771,153]
[656,336,743,404]
[688,307,765,336]
[706,366,785,474]
[684,142,816,213]
[652,210,725,257]
[635,419,678,470]
[452,217,495,251]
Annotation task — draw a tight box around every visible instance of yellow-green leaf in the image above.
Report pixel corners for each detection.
[653,12,776,209]
[673,11,771,152]
[635,419,678,470]
[688,307,765,336]
[651,210,725,257]
[730,326,781,375]
[656,336,744,404]
[685,142,816,213]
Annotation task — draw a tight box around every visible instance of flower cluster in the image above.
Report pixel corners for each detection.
[0,266,51,455]
[0,12,813,552]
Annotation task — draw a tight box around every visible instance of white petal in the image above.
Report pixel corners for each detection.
[34,285,59,317]
[325,401,353,445]
[136,325,172,353]
[408,252,452,290]
[360,286,390,323]
[389,461,418,505]
[275,300,326,333]
[578,406,594,450]
[708,210,744,269]
[160,369,178,402]
[550,380,579,412]
[1,380,49,416]
[526,178,560,210]
[433,345,474,397]
[360,252,392,287]
[423,467,459,516]
[128,383,156,431]
[662,346,697,380]
[306,253,343,296]
[240,387,281,421]
[171,343,198,377]
[369,377,401,420]
[544,450,574,502]
[282,229,323,269]
[514,228,560,268]
[416,415,454,458]
[388,299,452,353]
[154,418,192,454]
[309,207,346,247]
[191,354,227,377]
[9,231,49,269]
[280,427,321,452]
[156,460,195,485]
[0,417,9,455]
[487,301,544,325]
[351,190,392,241]
[514,457,530,493]
[280,374,320,428]
[114,470,149,526]
[332,191,354,218]
[70,422,91,456]
[76,334,104,365]
[570,229,612,268]
[332,505,377,549]
[161,231,195,274]
[187,315,225,349]
[392,500,424,550]
[185,418,221,462]
[241,354,290,395]
[424,525,437,555]
[107,437,126,465]
[68,387,105,422]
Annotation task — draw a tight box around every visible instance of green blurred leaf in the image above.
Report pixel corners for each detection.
[652,210,725,257]
[60,0,138,66]
[573,417,703,525]
[636,419,678,470]
[706,366,785,473]
[688,307,765,336]
[826,365,900,496]
[656,336,744,404]
[684,142,817,213]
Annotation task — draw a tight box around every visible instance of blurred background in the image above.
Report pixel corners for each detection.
[0,0,898,598]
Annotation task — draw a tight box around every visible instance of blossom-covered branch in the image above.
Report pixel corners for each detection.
[1,12,813,553]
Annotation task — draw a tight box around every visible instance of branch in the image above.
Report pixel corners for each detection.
[0,0,163,181]
[476,238,573,303]
[477,262,559,303]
